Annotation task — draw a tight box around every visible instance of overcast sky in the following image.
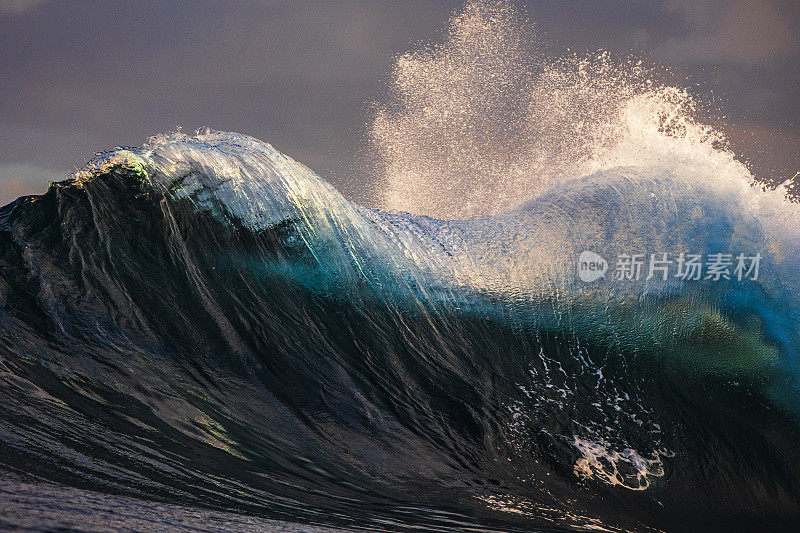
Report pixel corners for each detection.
[1,0,798,205]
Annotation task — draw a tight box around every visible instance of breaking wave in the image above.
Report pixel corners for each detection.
[2,1,800,531]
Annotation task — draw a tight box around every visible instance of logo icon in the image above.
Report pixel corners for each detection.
[578,251,608,282]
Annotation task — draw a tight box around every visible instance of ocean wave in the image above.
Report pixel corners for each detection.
[1,128,800,531]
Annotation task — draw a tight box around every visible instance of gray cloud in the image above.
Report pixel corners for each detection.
[0,0,797,206]
[0,0,48,15]
[660,0,799,65]
[0,163,59,200]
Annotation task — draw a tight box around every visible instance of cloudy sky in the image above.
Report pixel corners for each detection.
[1,0,798,205]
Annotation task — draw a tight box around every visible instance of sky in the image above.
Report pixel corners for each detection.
[1,0,798,205]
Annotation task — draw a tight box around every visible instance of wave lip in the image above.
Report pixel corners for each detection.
[77,129,355,232]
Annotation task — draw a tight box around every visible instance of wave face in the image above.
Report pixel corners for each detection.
[2,128,800,532]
